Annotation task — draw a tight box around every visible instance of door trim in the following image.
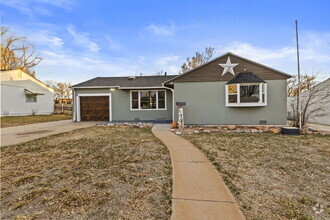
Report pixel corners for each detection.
[76,93,112,122]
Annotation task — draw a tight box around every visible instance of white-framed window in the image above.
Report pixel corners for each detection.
[130,90,166,110]
[225,83,267,107]
[26,94,37,103]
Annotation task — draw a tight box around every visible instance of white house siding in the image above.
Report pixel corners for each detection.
[306,79,330,125]
[0,70,54,116]
[287,78,330,125]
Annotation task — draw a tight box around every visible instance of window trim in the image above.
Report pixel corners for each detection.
[26,94,38,103]
[225,83,267,107]
[130,90,167,111]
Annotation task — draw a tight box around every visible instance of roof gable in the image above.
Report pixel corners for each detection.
[165,52,291,84]
[0,69,54,92]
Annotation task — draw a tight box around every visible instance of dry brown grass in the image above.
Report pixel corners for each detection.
[183,133,330,220]
[0,126,172,219]
[0,114,72,128]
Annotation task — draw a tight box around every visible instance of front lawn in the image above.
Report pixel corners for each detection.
[0,126,172,219]
[0,114,72,128]
[183,133,329,220]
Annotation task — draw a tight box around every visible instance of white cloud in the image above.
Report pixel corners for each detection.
[36,49,140,83]
[155,55,180,66]
[138,56,146,62]
[218,32,330,64]
[67,25,100,52]
[0,0,76,17]
[29,31,64,47]
[300,32,330,62]
[105,35,121,50]
[216,32,330,79]
[153,55,181,74]
[218,42,296,62]
[145,22,175,36]
[166,65,180,74]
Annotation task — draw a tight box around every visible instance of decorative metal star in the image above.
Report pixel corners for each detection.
[219,57,239,76]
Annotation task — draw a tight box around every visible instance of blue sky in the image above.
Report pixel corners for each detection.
[1,0,329,84]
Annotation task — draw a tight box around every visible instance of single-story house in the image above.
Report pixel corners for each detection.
[0,69,54,116]
[71,52,291,125]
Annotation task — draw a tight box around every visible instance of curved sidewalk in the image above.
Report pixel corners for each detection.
[152,124,245,220]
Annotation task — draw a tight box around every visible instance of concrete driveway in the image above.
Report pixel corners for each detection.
[308,123,330,133]
[1,120,94,146]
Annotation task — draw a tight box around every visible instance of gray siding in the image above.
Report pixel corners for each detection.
[74,88,173,121]
[174,80,287,125]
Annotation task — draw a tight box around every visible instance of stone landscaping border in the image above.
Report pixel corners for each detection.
[98,122,153,128]
[170,125,326,135]
[96,123,327,135]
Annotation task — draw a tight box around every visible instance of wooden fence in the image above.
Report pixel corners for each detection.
[54,104,72,113]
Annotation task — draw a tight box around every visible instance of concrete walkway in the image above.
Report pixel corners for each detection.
[152,124,245,220]
[307,123,330,133]
[1,120,94,146]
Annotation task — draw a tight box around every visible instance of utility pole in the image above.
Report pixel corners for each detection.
[295,20,302,130]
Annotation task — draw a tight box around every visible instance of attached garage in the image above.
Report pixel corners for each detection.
[77,94,111,121]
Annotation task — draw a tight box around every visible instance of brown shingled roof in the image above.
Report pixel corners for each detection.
[72,75,177,88]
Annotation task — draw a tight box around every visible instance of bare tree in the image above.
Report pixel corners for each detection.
[55,82,72,101]
[288,74,330,127]
[1,26,42,77]
[44,80,56,89]
[153,70,166,76]
[287,73,317,96]
[46,81,72,101]
[180,47,215,74]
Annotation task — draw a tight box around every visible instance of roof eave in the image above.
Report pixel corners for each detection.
[71,86,120,89]
[71,86,169,90]
[119,86,168,89]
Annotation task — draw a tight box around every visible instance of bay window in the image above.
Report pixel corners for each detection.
[131,90,166,110]
[226,83,267,107]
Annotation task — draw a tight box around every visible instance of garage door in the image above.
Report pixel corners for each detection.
[80,96,109,121]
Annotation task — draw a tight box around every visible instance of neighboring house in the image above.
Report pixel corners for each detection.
[288,78,330,125]
[71,52,291,125]
[0,69,54,116]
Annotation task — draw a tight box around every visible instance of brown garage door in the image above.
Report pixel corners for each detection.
[80,96,109,121]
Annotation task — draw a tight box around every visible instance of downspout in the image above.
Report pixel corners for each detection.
[162,83,175,123]
[72,89,76,122]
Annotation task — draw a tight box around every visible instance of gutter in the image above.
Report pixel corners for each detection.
[162,83,175,123]
[70,86,165,89]
[70,86,120,89]
[72,89,76,122]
